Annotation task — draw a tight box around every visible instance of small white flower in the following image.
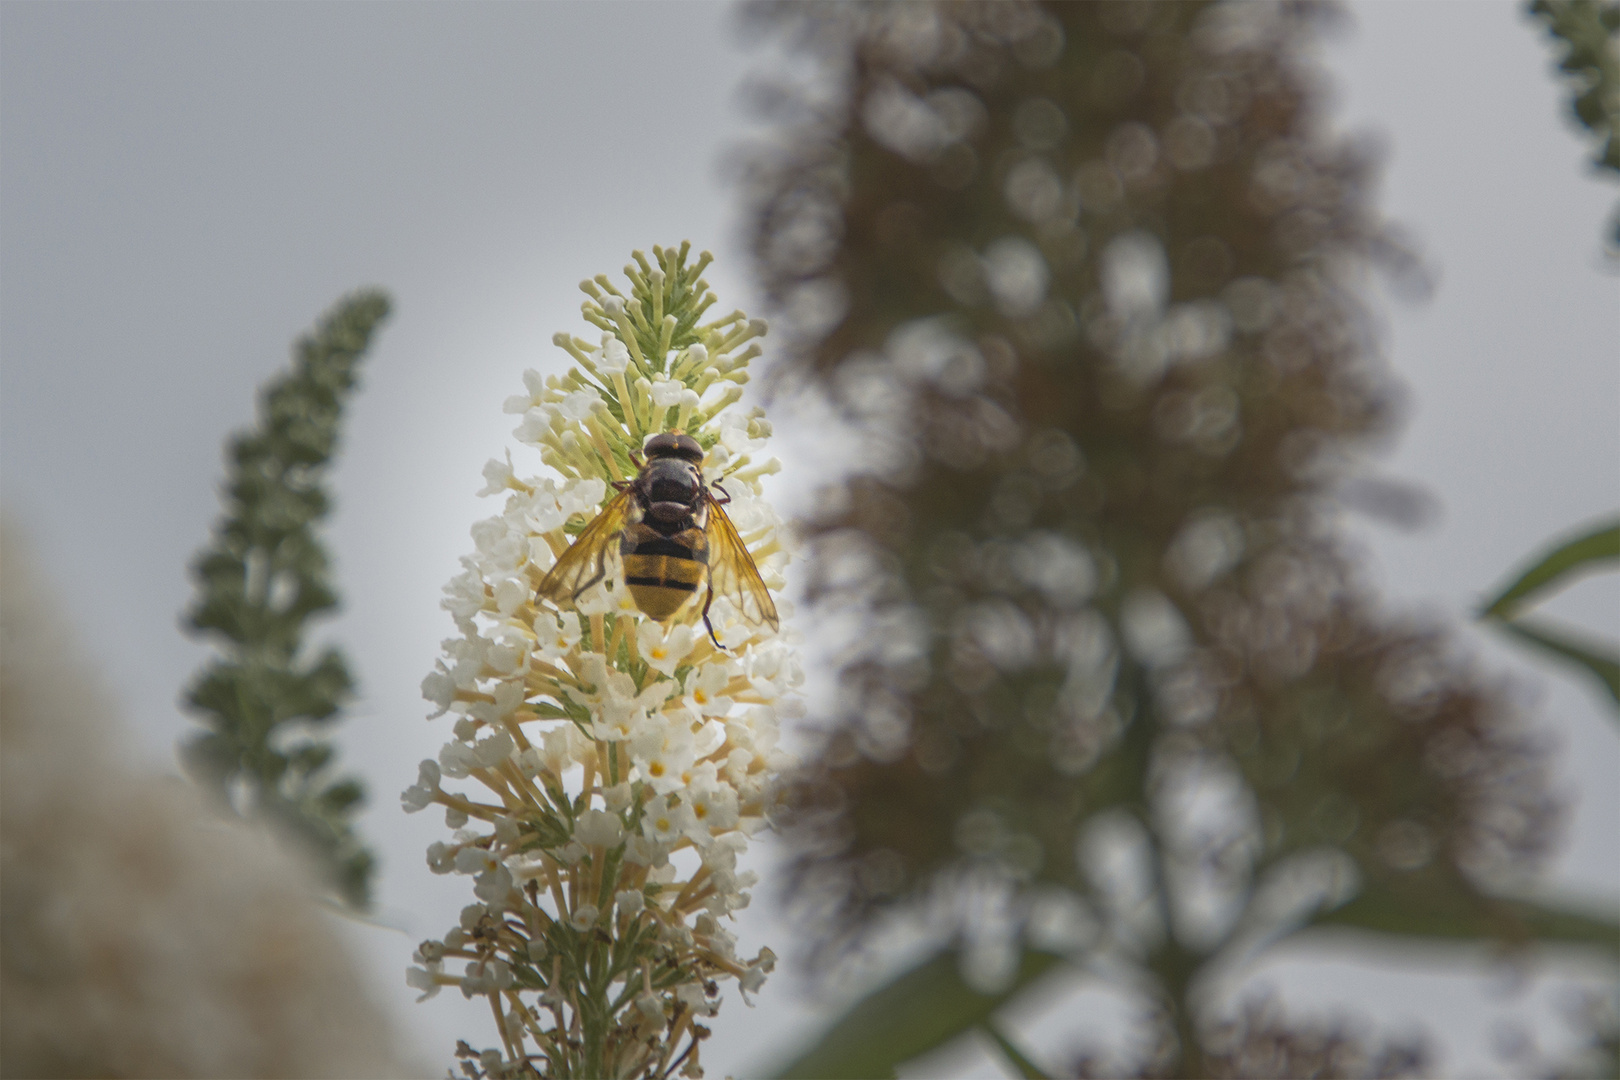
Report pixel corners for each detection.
[637,621,698,677]
[493,814,522,847]
[533,609,583,655]
[592,700,643,743]
[623,834,669,867]
[616,888,646,916]
[675,982,720,1017]
[569,904,599,932]
[514,408,554,446]
[426,841,456,874]
[682,662,734,718]
[538,727,574,774]
[650,379,687,409]
[573,579,615,615]
[700,832,746,875]
[456,846,499,876]
[469,680,526,726]
[557,389,601,422]
[472,728,516,768]
[519,486,568,535]
[475,862,514,905]
[630,715,696,795]
[492,575,529,617]
[595,336,632,375]
[401,760,442,813]
[471,515,525,571]
[574,809,625,848]
[557,476,608,518]
[407,963,442,1001]
[641,794,695,845]
[440,565,487,627]
[739,947,777,997]
[421,667,457,717]
[685,781,740,839]
[483,630,531,678]
[477,452,518,497]
[461,961,493,998]
[503,369,547,414]
[439,739,478,779]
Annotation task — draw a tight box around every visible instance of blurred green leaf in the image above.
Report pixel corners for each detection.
[984,1022,1052,1080]
[1492,616,1620,708]
[1529,0,1620,246]
[1529,0,1620,173]
[770,948,1065,1080]
[1480,517,1619,619]
[1311,883,1619,957]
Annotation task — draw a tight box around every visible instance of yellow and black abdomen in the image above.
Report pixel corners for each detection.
[620,523,708,620]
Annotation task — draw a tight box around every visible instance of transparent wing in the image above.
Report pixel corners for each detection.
[705,494,780,633]
[536,488,633,607]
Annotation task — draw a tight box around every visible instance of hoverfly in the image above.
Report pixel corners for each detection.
[536,432,779,646]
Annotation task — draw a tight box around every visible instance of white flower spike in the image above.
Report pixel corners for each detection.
[407,244,798,1080]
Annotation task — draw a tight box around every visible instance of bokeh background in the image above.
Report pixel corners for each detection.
[1,2,1614,1076]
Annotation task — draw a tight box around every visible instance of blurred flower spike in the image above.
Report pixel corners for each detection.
[406,244,799,1080]
[741,3,1599,1077]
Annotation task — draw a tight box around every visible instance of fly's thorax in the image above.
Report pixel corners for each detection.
[637,457,701,502]
[636,457,705,530]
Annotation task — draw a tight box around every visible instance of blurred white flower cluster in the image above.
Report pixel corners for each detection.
[405,245,801,1080]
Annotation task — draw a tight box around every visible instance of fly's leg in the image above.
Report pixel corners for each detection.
[710,480,732,506]
[700,584,726,651]
[571,565,607,602]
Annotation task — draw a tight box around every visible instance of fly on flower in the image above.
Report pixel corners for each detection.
[536,431,779,646]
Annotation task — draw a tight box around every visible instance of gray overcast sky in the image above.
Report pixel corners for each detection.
[2,3,1615,1076]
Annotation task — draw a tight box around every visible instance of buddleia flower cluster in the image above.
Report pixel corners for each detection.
[404,244,799,1080]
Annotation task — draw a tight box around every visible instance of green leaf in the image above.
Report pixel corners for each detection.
[1480,517,1619,619]
[1310,883,1619,957]
[1490,616,1620,708]
[769,948,1065,1080]
[1529,0,1620,183]
[983,1022,1052,1080]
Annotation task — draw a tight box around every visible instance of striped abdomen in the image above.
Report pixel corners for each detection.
[620,523,708,620]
